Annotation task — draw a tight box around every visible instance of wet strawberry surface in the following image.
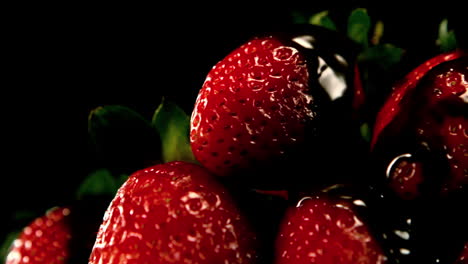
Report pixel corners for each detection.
[89,161,258,264]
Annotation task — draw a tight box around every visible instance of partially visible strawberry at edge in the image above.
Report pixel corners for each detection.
[275,196,387,264]
[6,207,72,264]
[455,243,468,263]
[371,49,465,148]
[5,197,111,264]
[371,52,467,197]
[89,161,259,264]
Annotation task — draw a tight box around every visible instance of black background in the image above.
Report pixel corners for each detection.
[3,1,465,241]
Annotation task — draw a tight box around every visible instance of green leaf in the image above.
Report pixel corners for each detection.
[309,10,337,31]
[152,98,196,163]
[371,20,384,45]
[88,105,161,174]
[1,231,20,262]
[347,8,371,47]
[358,44,404,69]
[437,19,457,52]
[76,169,119,199]
[360,122,372,143]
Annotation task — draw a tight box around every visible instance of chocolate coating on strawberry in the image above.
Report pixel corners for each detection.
[372,53,468,197]
[190,26,362,186]
[371,50,465,147]
[89,161,258,264]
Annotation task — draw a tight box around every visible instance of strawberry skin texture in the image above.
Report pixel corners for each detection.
[371,49,465,148]
[387,157,425,199]
[372,54,468,196]
[190,36,314,177]
[6,207,72,264]
[424,63,468,192]
[190,26,363,182]
[275,197,387,264]
[89,161,258,264]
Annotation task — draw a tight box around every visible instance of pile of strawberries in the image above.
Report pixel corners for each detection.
[4,21,467,264]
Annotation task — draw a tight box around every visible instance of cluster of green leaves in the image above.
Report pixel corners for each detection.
[306,8,458,142]
[1,99,195,261]
[309,8,404,70]
[308,9,403,142]
[83,98,196,198]
[307,8,458,56]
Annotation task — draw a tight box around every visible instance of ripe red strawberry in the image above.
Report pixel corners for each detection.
[385,154,425,199]
[5,198,109,264]
[371,50,465,147]
[372,52,467,197]
[88,161,258,264]
[190,26,363,183]
[275,196,387,264]
[6,207,72,264]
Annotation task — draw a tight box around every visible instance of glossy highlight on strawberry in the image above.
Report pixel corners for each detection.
[89,161,258,264]
[369,53,468,263]
[371,50,465,148]
[5,197,111,264]
[372,52,468,198]
[6,207,72,264]
[191,36,313,177]
[275,196,387,264]
[190,25,363,186]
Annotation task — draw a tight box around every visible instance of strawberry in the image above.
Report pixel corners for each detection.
[5,197,108,264]
[455,243,468,263]
[372,52,468,197]
[190,26,363,185]
[371,50,465,147]
[6,207,72,264]
[385,154,425,199]
[88,161,258,264]
[275,195,387,264]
